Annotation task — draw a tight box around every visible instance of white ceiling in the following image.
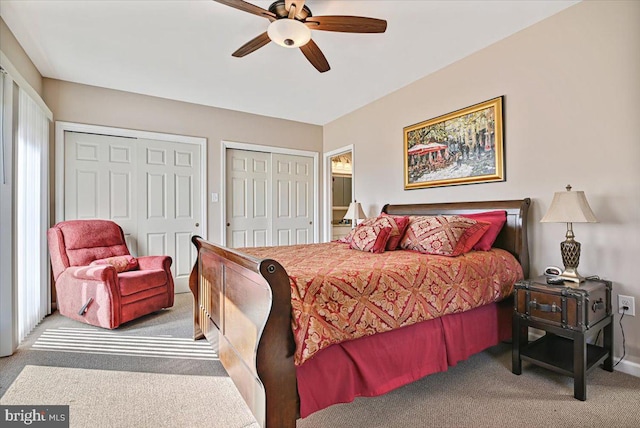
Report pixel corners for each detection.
[1,0,578,125]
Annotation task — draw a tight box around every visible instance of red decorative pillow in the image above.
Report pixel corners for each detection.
[90,255,138,273]
[338,217,376,244]
[340,215,410,251]
[378,213,411,250]
[399,215,491,256]
[461,210,507,251]
[349,225,393,253]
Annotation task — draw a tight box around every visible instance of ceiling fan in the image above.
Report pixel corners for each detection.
[214,0,387,73]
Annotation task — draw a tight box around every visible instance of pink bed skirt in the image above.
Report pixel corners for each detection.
[296,299,512,418]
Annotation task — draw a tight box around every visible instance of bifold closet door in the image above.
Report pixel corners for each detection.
[136,138,201,293]
[64,132,202,293]
[64,132,139,244]
[226,149,271,248]
[226,149,314,248]
[271,153,314,246]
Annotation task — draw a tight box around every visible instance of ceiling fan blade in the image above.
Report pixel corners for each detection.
[305,16,387,33]
[232,32,271,57]
[213,0,276,20]
[300,40,330,73]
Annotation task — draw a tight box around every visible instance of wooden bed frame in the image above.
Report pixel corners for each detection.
[189,198,530,428]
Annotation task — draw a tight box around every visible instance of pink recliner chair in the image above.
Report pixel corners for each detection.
[48,219,174,329]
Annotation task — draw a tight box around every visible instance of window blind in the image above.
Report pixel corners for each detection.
[0,68,15,357]
[16,87,50,342]
[0,68,5,184]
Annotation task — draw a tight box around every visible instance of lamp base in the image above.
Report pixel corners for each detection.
[559,232,583,287]
[558,267,584,287]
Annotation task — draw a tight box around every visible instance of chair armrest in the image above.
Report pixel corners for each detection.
[56,265,120,302]
[63,265,118,282]
[137,255,172,271]
[55,265,121,328]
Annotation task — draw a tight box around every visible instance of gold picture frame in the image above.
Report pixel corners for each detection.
[404,96,504,189]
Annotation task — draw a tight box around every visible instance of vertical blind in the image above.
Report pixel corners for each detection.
[16,87,49,342]
[0,70,4,184]
[0,69,12,357]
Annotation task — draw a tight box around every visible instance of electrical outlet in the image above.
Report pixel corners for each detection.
[618,295,635,316]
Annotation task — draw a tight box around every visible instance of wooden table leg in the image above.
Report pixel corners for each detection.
[573,332,587,401]
[602,319,614,372]
[512,315,525,375]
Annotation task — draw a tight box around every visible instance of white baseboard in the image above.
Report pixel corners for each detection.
[614,358,640,378]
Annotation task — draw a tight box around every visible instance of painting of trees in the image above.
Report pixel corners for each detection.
[403,97,504,189]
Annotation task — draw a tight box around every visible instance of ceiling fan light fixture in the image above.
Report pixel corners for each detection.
[267,18,311,48]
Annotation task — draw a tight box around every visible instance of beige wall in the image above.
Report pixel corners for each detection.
[324,1,640,369]
[0,17,43,96]
[43,79,323,244]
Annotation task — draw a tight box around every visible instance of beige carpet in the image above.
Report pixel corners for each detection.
[4,350,640,428]
[0,365,259,428]
[298,344,640,428]
[3,294,640,427]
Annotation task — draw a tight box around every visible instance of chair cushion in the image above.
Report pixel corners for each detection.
[118,269,168,296]
[60,220,126,249]
[91,255,139,273]
[56,220,130,266]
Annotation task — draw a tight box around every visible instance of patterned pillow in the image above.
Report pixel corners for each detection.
[338,217,376,244]
[349,225,393,253]
[399,215,491,256]
[378,213,411,250]
[90,255,139,273]
[339,215,409,251]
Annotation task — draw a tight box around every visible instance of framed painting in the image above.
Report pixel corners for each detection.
[404,96,504,189]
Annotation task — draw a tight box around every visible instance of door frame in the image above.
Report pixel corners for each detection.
[221,140,319,246]
[323,145,355,242]
[54,121,208,239]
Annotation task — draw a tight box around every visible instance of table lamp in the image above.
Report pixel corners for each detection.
[343,201,366,228]
[540,185,598,285]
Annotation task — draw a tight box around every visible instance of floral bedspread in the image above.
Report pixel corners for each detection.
[242,242,523,365]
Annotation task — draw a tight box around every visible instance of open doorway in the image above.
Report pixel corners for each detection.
[324,145,354,242]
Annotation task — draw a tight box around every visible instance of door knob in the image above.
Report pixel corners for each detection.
[195,223,199,227]
[227,223,230,227]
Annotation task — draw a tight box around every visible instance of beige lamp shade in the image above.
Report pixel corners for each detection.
[540,186,598,223]
[343,202,366,222]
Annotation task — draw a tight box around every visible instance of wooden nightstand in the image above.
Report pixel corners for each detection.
[511,276,614,400]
